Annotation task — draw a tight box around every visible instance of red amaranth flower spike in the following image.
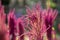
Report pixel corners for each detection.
[26,3,44,40]
[8,9,17,40]
[45,8,58,40]
[17,18,24,40]
[26,3,58,40]
[0,1,9,40]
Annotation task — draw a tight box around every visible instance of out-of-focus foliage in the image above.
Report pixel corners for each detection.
[46,0,57,9]
[1,0,10,5]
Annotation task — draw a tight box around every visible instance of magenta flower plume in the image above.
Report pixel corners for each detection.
[26,3,45,40]
[26,3,58,40]
[45,8,58,40]
[0,1,9,40]
[8,9,17,40]
[8,9,25,40]
[17,18,24,40]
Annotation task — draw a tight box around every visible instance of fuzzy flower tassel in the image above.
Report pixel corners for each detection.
[26,3,58,40]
